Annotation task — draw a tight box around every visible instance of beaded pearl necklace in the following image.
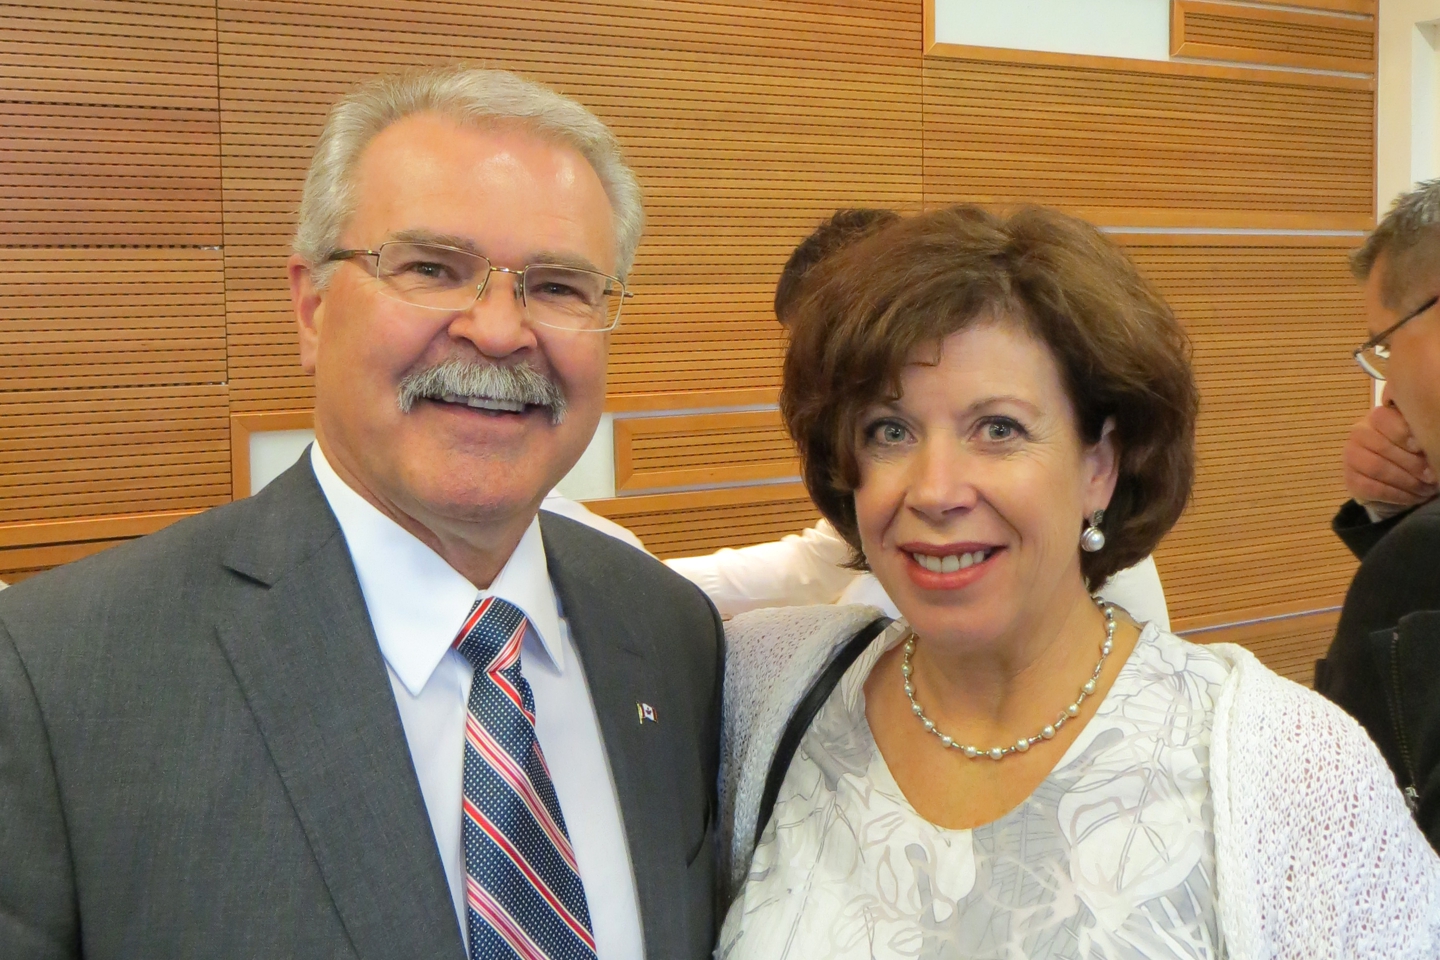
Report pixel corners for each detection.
[901,600,1116,761]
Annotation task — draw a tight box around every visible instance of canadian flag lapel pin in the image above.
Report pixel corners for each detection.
[636,702,658,724]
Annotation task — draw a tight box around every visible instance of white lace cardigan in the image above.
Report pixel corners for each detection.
[719,605,1440,959]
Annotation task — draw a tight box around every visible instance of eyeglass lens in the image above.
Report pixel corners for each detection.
[372,241,623,329]
[1357,343,1388,380]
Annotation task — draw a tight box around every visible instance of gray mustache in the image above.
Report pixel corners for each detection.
[397,357,568,425]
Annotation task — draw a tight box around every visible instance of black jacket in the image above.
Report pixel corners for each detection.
[1316,497,1440,850]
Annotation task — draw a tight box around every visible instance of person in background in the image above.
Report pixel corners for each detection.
[666,208,1172,630]
[1316,178,1440,849]
[0,67,723,960]
[720,203,1440,959]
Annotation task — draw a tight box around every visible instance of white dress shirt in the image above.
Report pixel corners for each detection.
[667,518,1171,630]
[309,446,644,957]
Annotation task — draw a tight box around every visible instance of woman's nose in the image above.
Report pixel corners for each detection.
[905,440,979,519]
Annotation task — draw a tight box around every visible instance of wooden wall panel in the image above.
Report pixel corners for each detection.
[0,0,220,109]
[585,483,819,559]
[614,409,796,493]
[0,2,226,558]
[0,101,221,246]
[0,385,230,524]
[1122,236,1368,630]
[922,57,1373,229]
[0,509,195,583]
[1172,1,1375,75]
[216,0,923,411]
[0,1,222,245]
[1186,609,1339,686]
[0,249,226,391]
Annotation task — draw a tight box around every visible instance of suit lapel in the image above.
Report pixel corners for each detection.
[541,514,688,959]
[215,461,462,960]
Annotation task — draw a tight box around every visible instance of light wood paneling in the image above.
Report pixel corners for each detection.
[614,409,796,493]
[585,483,819,559]
[0,2,222,246]
[216,0,924,411]
[1184,608,1340,686]
[0,384,230,525]
[0,248,227,391]
[0,101,221,246]
[0,0,220,109]
[0,249,231,526]
[0,509,197,583]
[1172,1,1375,75]
[923,56,1374,229]
[1244,0,1374,13]
[1119,235,1368,630]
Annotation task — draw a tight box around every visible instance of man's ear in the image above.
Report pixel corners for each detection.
[290,254,323,376]
[1084,417,1121,514]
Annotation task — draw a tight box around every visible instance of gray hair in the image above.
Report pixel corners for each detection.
[1352,178,1440,307]
[294,66,644,284]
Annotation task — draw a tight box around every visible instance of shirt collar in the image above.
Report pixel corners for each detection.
[310,443,566,696]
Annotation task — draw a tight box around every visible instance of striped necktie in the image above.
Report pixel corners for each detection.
[452,595,598,960]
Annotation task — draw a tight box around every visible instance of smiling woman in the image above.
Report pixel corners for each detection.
[717,205,1440,959]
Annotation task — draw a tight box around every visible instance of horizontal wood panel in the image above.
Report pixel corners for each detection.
[1244,0,1373,12]
[0,249,226,392]
[1184,609,1340,687]
[0,101,221,246]
[0,0,219,109]
[584,483,819,559]
[614,409,796,492]
[1172,1,1375,75]
[1122,236,1367,629]
[0,385,230,524]
[923,56,1373,225]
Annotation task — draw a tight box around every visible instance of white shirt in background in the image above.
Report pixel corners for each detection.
[667,518,1171,631]
[310,447,643,959]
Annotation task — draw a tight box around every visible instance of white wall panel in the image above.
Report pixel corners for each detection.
[933,0,1171,61]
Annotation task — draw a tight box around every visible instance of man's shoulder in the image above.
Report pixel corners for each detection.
[0,464,334,647]
[1357,497,1440,579]
[539,510,710,605]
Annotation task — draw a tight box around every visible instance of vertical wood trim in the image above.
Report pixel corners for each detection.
[230,410,315,499]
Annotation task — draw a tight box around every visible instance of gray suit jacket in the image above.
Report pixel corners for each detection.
[0,459,723,959]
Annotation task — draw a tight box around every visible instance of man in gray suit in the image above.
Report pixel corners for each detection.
[0,67,722,960]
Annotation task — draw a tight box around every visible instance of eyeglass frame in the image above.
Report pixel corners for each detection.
[1353,294,1440,380]
[323,241,633,332]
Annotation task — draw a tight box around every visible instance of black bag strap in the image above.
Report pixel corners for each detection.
[753,616,893,849]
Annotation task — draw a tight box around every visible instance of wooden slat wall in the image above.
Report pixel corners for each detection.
[1172,1,1375,75]
[1189,609,1341,686]
[614,409,796,493]
[0,1,222,245]
[1121,236,1369,631]
[586,484,820,559]
[921,57,1372,228]
[0,1,227,567]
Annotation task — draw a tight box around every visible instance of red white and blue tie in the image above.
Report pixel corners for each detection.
[453,596,598,960]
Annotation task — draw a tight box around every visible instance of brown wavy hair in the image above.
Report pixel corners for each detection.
[781,204,1198,587]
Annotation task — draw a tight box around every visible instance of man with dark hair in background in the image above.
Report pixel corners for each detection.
[1317,177,1440,849]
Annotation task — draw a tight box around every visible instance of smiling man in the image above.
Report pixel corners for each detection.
[1316,178,1440,850]
[0,68,723,960]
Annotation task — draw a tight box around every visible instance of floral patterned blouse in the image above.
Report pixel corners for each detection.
[718,622,1232,960]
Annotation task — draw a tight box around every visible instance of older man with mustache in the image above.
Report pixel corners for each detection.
[0,67,723,960]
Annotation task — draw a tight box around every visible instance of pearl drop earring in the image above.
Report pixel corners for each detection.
[1080,510,1106,552]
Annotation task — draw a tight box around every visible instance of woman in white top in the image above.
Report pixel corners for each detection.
[718,204,1440,958]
